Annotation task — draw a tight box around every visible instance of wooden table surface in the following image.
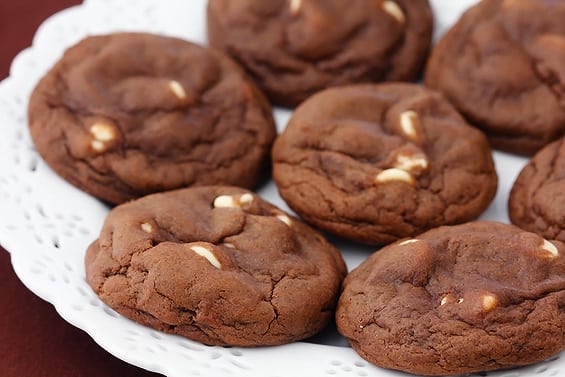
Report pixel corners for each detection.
[0,1,162,376]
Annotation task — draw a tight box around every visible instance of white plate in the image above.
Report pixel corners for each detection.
[0,0,562,376]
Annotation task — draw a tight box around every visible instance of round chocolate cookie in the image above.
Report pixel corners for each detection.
[28,33,276,204]
[509,137,565,242]
[85,186,346,346]
[337,221,565,376]
[425,0,565,155]
[272,83,498,245]
[207,0,433,107]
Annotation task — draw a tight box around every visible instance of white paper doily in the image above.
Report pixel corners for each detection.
[0,0,563,376]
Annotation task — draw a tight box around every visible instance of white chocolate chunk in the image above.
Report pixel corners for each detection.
[276,214,292,226]
[189,245,221,269]
[223,243,236,249]
[375,168,415,185]
[382,0,405,24]
[290,0,302,15]
[213,195,237,208]
[239,193,254,205]
[213,194,254,209]
[394,153,429,172]
[399,239,419,246]
[481,294,497,312]
[90,123,116,142]
[456,298,464,304]
[168,80,187,100]
[541,239,559,258]
[440,296,449,306]
[89,122,117,152]
[399,110,420,140]
[140,222,153,233]
[90,140,106,152]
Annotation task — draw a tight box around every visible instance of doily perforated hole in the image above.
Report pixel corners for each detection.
[354,361,366,368]
[326,369,337,375]
[356,371,368,377]
[48,272,56,282]
[77,286,89,297]
[149,331,162,340]
[230,349,243,357]
[537,365,549,374]
[341,365,352,372]
[52,236,60,249]
[330,360,342,366]
[71,304,84,311]
[209,350,222,360]
[178,339,205,352]
[229,358,251,370]
[103,306,119,318]
[89,298,100,307]
[28,155,38,172]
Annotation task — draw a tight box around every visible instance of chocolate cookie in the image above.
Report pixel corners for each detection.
[272,83,498,245]
[337,221,565,376]
[28,33,276,204]
[207,0,433,107]
[509,137,565,242]
[85,186,346,346]
[425,0,565,155]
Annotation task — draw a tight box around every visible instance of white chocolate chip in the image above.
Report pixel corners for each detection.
[382,0,405,24]
[481,294,497,312]
[168,80,187,100]
[239,193,254,205]
[223,243,236,249]
[213,194,254,209]
[394,153,429,172]
[276,214,292,226]
[89,122,117,152]
[90,140,106,152]
[399,239,419,246]
[440,296,449,306]
[90,122,116,142]
[290,0,302,15]
[189,245,221,269]
[541,239,559,258]
[399,110,420,141]
[214,195,236,208]
[375,168,415,185]
[456,298,464,304]
[140,222,153,233]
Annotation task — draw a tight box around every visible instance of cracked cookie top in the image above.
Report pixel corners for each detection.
[85,186,346,346]
[28,32,276,204]
[509,137,565,242]
[207,0,433,107]
[425,0,565,155]
[336,221,565,376]
[272,83,498,245]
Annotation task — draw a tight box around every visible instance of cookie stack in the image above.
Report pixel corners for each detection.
[26,0,565,375]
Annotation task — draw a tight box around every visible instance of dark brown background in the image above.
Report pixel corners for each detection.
[0,1,162,376]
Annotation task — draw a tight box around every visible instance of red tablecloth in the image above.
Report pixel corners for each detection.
[0,1,162,376]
